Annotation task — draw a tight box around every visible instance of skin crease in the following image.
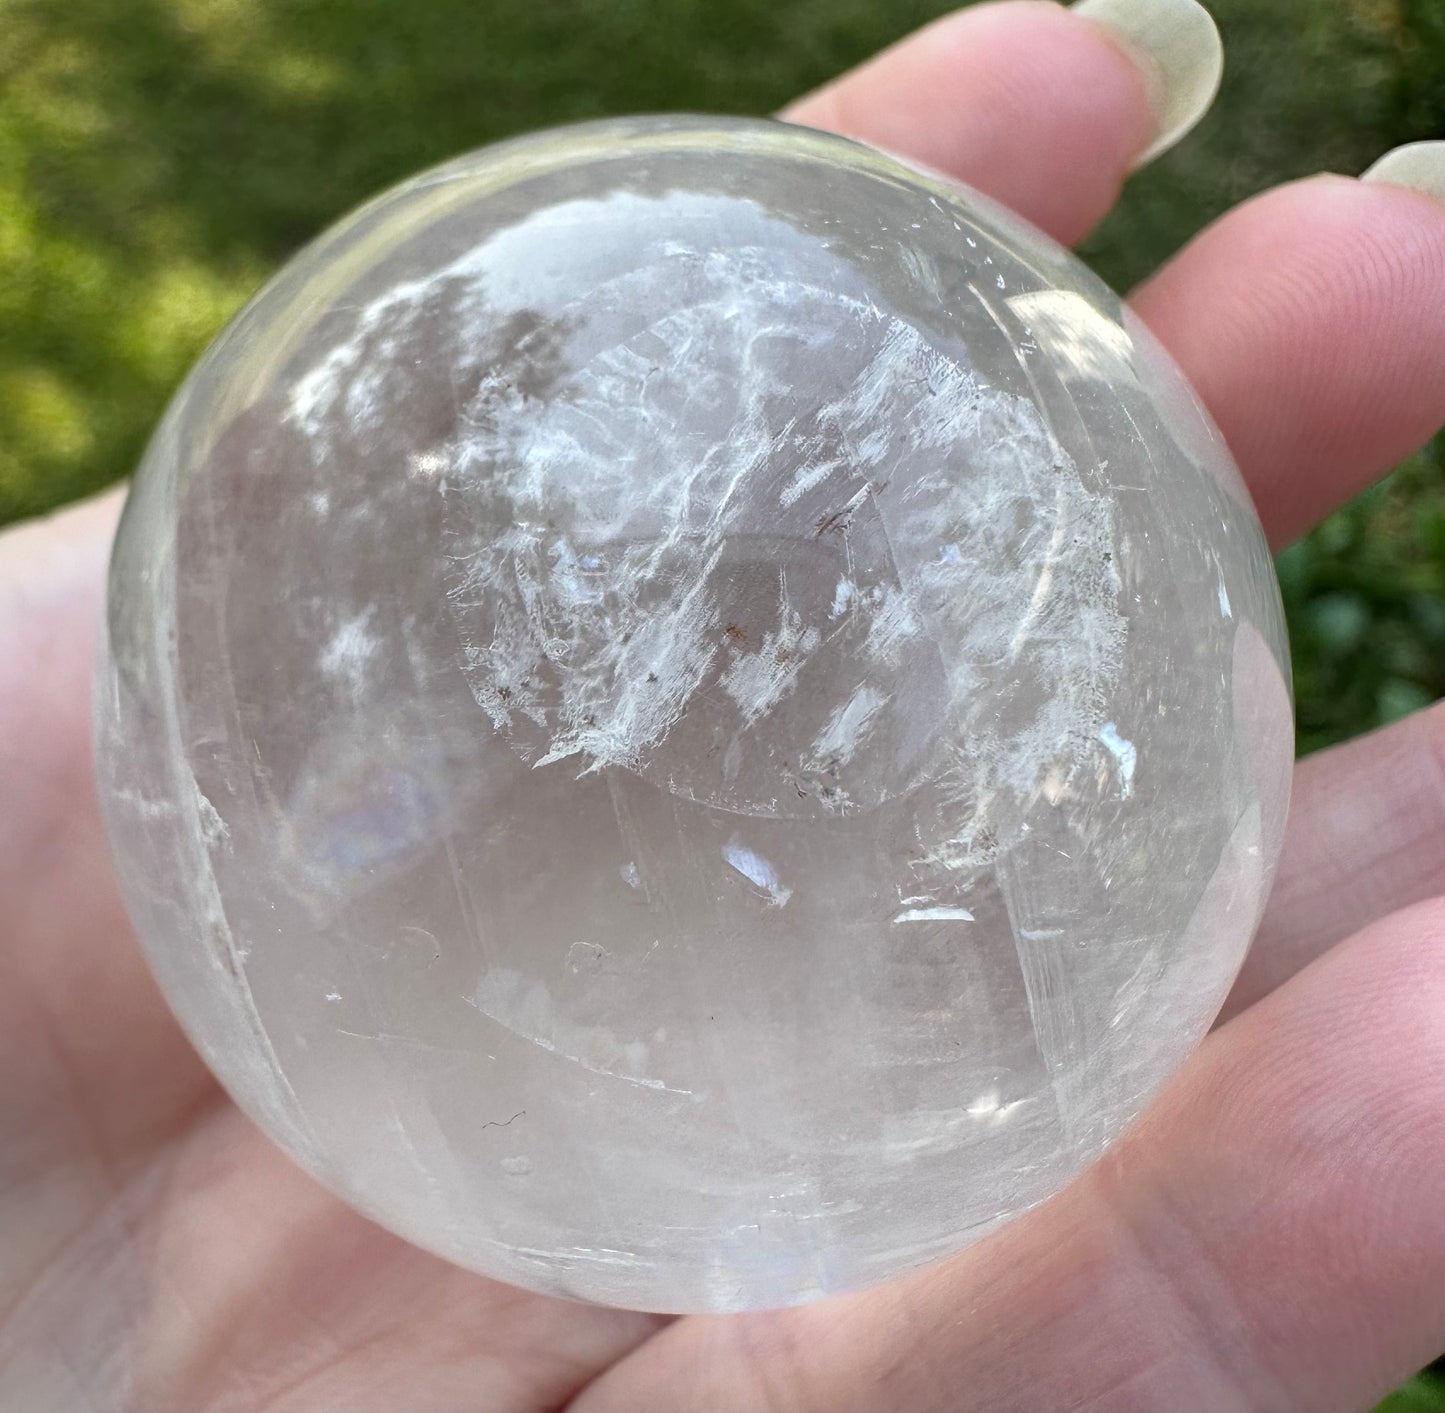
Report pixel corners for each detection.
[0,2,1441,1409]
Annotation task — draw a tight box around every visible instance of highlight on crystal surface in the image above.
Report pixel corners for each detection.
[95,116,1293,1313]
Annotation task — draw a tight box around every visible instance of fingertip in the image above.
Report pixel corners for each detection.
[1071,0,1224,166]
[0,485,125,595]
[783,1,1156,244]
[1362,139,1445,208]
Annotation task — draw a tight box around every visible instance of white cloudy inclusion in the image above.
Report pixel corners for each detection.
[96,117,1293,1313]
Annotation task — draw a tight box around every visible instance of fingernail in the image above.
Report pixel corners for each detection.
[1071,0,1224,168]
[1361,141,1445,207]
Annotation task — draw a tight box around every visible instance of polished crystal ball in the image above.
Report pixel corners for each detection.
[97,116,1293,1312]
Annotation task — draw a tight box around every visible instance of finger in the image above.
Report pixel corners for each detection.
[0,492,216,1313]
[0,495,669,1410]
[783,0,1168,246]
[574,896,1445,1413]
[0,1110,668,1411]
[1219,703,1444,1023]
[1130,173,1445,548]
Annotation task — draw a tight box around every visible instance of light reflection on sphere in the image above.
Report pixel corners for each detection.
[96,117,1292,1313]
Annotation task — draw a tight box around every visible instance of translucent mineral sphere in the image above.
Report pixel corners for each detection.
[96,115,1292,1312]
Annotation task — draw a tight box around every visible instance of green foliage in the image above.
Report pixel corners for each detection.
[1377,1369,1445,1413]
[0,0,950,520]
[1,0,1441,1403]
[1279,441,1445,752]
[3,0,1440,540]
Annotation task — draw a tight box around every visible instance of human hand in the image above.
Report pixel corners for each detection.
[2,2,1442,1408]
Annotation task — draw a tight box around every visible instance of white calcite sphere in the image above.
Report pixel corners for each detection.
[96,116,1293,1313]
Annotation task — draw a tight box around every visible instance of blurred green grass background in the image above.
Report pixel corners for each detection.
[0,0,1441,1397]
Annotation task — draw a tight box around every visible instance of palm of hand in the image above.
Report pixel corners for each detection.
[2,6,1441,1409]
